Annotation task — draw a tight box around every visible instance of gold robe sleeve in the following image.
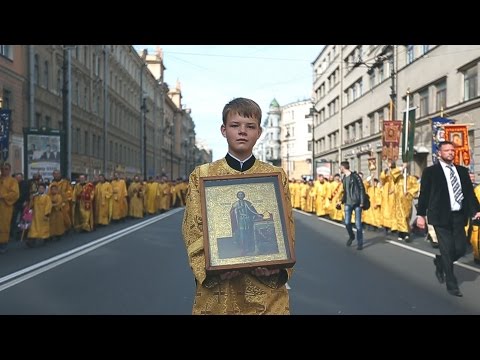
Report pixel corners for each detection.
[182,166,210,286]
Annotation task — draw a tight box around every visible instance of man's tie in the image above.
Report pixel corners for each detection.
[447,165,464,204]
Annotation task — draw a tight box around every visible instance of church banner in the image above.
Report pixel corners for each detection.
[0,109,11,162]
[382,120,402,161]
[444,124,470,166]
[431,117,455,164]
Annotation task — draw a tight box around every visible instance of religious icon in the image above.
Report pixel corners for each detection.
[199,172,295,274]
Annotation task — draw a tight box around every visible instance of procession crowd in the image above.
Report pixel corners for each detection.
[0,162,187,254]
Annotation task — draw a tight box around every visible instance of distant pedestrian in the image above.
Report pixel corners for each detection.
[338,161,366,250]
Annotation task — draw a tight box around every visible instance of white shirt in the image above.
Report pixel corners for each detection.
[439,160,462,211]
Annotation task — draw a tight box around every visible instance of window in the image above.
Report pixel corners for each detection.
[76,128,81,153]
[84,131,89,156]
[45,116,51,129]
[57,69,62,95]
[369,114,375,136]
[98,136,102,158]
[0,45,13,59]
[464,65,478,101]
[406,45,414,64]
[419,89,429,117]
[2,89,11,109]
[76,81,80,105]
[307,124,312,134]
[421,45,429,55]
[435,81,446,111]
[34,54,39,85]
[43,61,49,89]
[369,71,376,89]
[378,63,384,82]
[35,112,41,128]
[84,86,88,110]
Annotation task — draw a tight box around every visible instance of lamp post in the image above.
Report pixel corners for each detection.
[306,106,318,180]
[183,138,188,178]
[285,130,290,179]
[167,123,173,180]
[141,97,148,180]
[62,45,75,179]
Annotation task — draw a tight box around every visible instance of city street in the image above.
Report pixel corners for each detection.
[0,208,479,315]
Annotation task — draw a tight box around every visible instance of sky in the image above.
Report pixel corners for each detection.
[135,45,324,160]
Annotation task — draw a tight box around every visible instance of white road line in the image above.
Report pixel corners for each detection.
[294,209,312,217]
[298,211,480,275]
[0,208,184,292]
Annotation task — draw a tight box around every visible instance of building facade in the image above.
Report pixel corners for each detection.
[281,99,313,180]
[312,45,480,179]
[0,45,207,181]
[254,98,313,180]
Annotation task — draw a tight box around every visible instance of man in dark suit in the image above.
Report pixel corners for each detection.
[416,141,480,297]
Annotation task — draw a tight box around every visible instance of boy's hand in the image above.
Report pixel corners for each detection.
[220,271,241,280]
[251,267,279,277]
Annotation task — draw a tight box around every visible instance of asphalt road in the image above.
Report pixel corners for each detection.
[1,207,479,314]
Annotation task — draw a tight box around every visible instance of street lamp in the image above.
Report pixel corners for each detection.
[141,97,148,180]
[183,138,188,178]
[306,106,319,180]
[285,130,290,179]
[62,45,75,179]
[167,123,173,180]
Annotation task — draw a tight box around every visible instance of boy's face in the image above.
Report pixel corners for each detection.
[221,113,262,159]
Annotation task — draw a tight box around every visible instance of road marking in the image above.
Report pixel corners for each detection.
[297,211,480,275]
[0,208,184,292]
[294,209,312,217]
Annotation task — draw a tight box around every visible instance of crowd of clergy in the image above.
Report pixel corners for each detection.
[289,164,420,241]
[289,162,480,263]
[0,162,187,253]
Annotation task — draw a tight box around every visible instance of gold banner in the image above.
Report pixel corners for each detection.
[444,125,470,165]
[382,120,402,161]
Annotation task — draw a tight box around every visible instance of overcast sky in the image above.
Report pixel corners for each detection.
[135,45,324,160]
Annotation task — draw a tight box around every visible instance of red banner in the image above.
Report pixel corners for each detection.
[444,125,470,165]
[382,120,402,161]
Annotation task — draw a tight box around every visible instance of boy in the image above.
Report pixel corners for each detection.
[182,97,295,315]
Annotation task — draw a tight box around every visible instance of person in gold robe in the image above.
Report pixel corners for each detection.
[314,174,329,217]
[111,173,127,221]
[469,183,480,264]
[0,163,20,253]
[328,174,344,222]
[48,184,65,239]
[50,170,73,232]
[157,176,171,213]
[380,162,396,233]
[128,175,144,218]
[94,174,113,225]
[182,97,294,315]
[145,177,159,215]
[390,164,420,242]
[27,183,52,247]
[72,174,95,232]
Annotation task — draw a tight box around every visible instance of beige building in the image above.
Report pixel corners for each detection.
[0,45,206,181]
[254,98,313,180]
[281,99,313,180]
[0,46,28,173]
[312,45,480,179]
